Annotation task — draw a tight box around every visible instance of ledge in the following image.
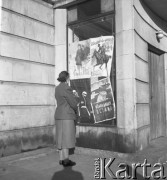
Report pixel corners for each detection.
[54,0,86,8]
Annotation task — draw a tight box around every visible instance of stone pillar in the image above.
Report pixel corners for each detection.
[115,0,137,151]
[54,9,67,85]
[164,53,167,136]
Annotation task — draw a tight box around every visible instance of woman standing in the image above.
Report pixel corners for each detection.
[55,71,79,167]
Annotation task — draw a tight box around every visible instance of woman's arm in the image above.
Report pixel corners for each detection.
[64,86,80,111]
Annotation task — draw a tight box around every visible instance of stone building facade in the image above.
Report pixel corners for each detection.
[0,0,55,156]
[0,0,167,156]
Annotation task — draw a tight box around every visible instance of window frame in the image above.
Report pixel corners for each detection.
[66,1,117,127]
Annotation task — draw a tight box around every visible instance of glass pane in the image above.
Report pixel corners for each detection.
[69,15,114,41]
[67,0,115,23]
[68,7,77,23]
[101,0,114,13]
[77,0,101,21]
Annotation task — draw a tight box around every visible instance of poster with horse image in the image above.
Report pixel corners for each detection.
[90,36,114,78]
[91,77,116,123]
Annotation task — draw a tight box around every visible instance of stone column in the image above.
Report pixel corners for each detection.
[54,9,67,85]
[115,0,137,151]
[164,53,167,136]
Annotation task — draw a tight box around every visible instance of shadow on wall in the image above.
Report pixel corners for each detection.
[76,129,137,153]
[0,126,55,157]
[51,166,84,180]
[139,0,167,34]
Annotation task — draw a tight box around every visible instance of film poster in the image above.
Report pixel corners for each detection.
[91,78,115,123]
[70,78,94,124]
[68,39,91,79]
[90,36,114,78]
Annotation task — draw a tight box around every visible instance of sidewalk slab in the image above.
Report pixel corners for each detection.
[128,137,167,164]
[0,137,167,180]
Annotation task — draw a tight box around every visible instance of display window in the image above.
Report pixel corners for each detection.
[67,0,116,126]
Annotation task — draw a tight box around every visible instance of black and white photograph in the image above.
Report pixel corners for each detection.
[0,0,167,179]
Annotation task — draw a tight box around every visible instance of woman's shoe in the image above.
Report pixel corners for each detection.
[62,159,76,167]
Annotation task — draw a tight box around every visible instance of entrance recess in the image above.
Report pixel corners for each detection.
[148,48,166,140]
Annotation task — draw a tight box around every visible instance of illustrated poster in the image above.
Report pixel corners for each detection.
[68,39,91,79]
[90,36,114,78]
[91,78,115,123]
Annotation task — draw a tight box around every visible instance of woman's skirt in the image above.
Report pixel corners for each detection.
[56,120,76,150]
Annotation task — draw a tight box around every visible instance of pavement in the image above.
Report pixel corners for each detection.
[0,137,167,180]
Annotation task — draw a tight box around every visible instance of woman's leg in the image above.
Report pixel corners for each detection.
[62,148,69,160]
[59,148,69,161]
[62,148,76,166]
[59,149,64,161]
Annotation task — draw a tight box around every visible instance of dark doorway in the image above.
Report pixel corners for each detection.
[148,47,166,140]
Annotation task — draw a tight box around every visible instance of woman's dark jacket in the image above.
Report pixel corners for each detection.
[55,82,79,120]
